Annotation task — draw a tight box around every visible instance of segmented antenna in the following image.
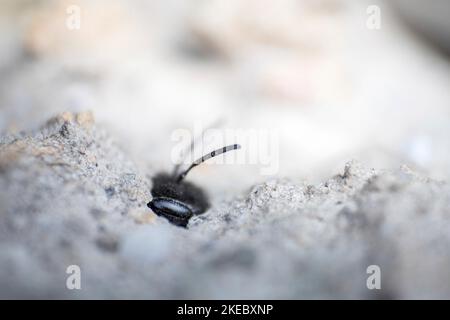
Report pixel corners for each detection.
[172,118,225,177]
[176,144,241,182]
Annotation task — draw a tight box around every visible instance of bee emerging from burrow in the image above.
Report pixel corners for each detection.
[147,144,241,227]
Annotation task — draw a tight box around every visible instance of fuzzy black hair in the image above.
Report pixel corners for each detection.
[151,172,209,215]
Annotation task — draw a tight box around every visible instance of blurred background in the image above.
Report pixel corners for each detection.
[1,0,450,195]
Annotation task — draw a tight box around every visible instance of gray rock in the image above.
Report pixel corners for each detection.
[0,112,449,299]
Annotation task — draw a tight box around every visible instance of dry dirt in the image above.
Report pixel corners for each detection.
[1,112,449,299]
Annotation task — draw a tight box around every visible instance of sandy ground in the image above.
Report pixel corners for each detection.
[1,0,450,186]
[1,0,450,298]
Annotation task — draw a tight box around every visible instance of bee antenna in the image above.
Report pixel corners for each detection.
[172,118,225,177]
[176,144,241,183]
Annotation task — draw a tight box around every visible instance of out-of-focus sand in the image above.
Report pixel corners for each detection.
[1,0,450,194]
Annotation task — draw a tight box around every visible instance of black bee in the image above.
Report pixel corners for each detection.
[147,144,241,227]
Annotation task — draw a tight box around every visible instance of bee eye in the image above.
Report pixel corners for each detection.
[148,197,193,228]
